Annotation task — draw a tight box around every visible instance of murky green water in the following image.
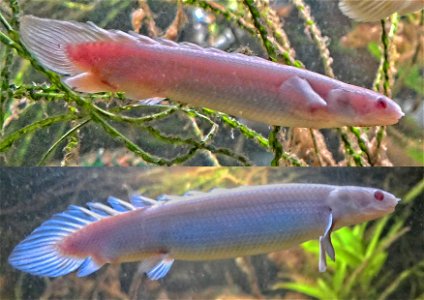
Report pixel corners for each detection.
[1,168,423,299]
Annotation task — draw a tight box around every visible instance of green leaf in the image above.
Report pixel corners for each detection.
[407,146,424,165]
[302,240,320,255]
[332,261,347,295]
[403,179,424,204]
[317,278,338,299]
[361,252,388,288]
[367,41,381,60]
[334,247,363,267]
[275,282,326,299]
[365,217,389,258]
[402,65,424,96]
[333,227,364,256]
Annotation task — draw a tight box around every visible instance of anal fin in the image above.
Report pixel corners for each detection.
[139,255,174,280]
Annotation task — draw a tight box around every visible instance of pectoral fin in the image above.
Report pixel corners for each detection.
[319,209,335,272]
[64,72,117,93]
[278,76,327,112]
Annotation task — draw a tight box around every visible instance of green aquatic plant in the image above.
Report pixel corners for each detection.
[0,0,421,166]
[274,178,424,300]
[2,168,422,299]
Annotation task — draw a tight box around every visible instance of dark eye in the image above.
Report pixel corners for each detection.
[376,98,387,109]
[374,191,384,201]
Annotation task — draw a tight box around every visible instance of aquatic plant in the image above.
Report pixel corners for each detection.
[1,168,423,299]
[0,0,422,166]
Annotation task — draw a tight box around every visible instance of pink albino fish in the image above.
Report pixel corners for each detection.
[9,184,399,280]
[19,16,403,128]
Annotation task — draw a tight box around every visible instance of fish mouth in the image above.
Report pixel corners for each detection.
[355,110,404,127]
[384,197,401,211]
[360,102,405,127]
[386,103,405,123]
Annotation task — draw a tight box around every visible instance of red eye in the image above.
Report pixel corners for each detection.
[376,98,387,109]
[374,191,384,201]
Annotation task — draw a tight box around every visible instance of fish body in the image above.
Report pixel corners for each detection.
[19,16,403,128]
[9,184,399,280]
[339,0,424,22]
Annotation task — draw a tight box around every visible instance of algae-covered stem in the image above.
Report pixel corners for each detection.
[243,0,285,166]
[0,8,248,166]
[0,3,291,166]
[292,0,374,166]
[373,14,399,163]
[244,0,323,166]
[0,47,13,133]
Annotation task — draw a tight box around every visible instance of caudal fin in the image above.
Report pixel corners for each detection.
[8,196,147,277]
[8,206,92,277]
[20,15,111,75]
[19,15,145,93]
[338,0,406,22]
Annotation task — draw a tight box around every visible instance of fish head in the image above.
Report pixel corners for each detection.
[327,186,400,228]
[326,87,404,127]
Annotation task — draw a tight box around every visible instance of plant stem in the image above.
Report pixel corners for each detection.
[0,114,78,151]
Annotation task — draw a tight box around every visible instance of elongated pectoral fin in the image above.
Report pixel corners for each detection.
[63,72,117,93]
[318,210,335,272]
[278,76,327,112]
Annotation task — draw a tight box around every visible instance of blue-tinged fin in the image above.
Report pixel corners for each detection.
[156,194,184,202]
[77,257,103,277]
[8,195,142,277]
[146,258,175,281]
[8,208,91,277]
[129,192,158,208]
[137,256,174,280]
[183,190,207,197]
[106,196,136,212]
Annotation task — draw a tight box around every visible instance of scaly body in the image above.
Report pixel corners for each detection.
[9,184,399,280]
[19,16,403,128]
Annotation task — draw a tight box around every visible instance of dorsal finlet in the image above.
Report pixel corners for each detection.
[129,193,158,207]
[87,202,121,216]
[20,15,271,77]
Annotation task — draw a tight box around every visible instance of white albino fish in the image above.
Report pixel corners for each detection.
[9,184,400,280]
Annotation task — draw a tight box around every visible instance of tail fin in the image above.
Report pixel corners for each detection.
[20,15,111,75]
[19,15,143,76]
[8,195,148,277]
[338,0,422,22]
